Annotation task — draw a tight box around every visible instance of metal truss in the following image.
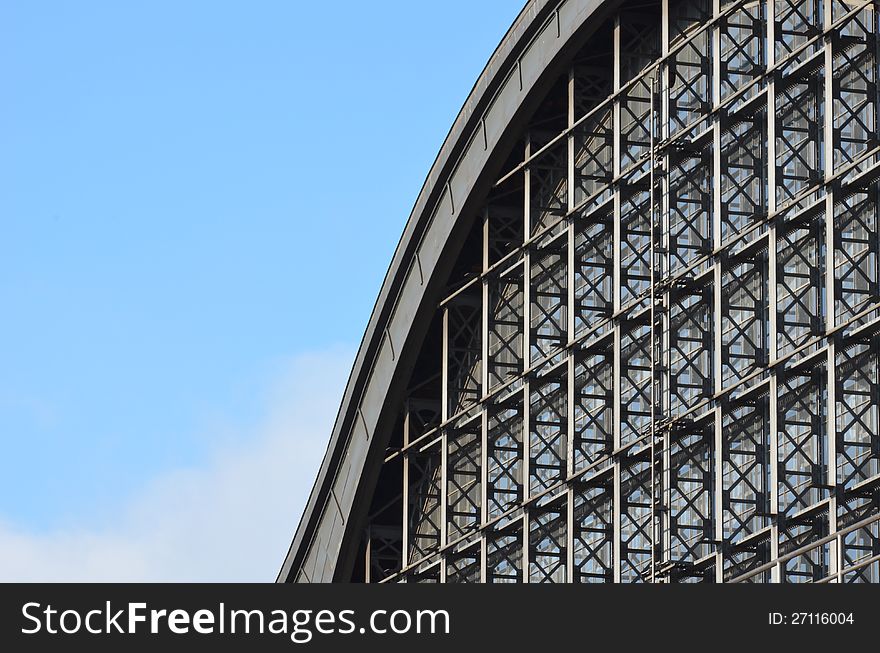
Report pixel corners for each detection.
[357,0,880,584]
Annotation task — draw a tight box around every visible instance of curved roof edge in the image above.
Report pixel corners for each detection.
[278,0,613,582]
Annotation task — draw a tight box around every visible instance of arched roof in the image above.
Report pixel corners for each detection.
[278,0,616,583]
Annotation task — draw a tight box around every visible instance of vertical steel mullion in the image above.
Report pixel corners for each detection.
[481,209,491,582]
[566,65,576,584]
[713,255,724,581]
[769,369,780,583]
[661,0,668,54]
[711,0,724,583]
[568,63,577,353]
[612,324,622,583]
[660,119,673,582]
[657,0,673,583]
[441,425,448,561]
[522,133,532,584]
[402,405,411,571]
[613,462,622,583]
[713,268,723,392]
[441,308,450,559]
[442,307,450,424]
[612,13,623,585]
[567,484,575,582]
[613,15,622,318]
[567,66,577,484]
[823,0,839,582]
[826,342,838,580]
[823,12,836,339]
[480,424,488,583]
[611,17,623,586]
[520,512,528,584]
[649,65,659,581]
[522,369,530,581]
[712,0,724,401]
[567,66,576,479]
[712,0,724,403]
[766,0,781,583]
[714,404,724,582]
[523,135,532,506]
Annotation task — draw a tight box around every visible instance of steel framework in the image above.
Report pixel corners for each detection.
[282,0,880,583]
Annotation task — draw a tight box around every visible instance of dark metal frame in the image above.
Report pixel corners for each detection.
[282,0,880,584]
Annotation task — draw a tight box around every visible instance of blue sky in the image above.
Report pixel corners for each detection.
[0,1,523,579]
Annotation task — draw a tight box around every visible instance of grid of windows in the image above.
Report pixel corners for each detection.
[360,0,880,583]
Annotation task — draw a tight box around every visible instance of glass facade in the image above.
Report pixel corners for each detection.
[354,0,880,583]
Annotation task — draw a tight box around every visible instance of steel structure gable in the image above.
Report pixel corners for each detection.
[278,0,615,583]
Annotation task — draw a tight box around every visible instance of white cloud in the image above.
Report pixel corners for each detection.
[0,346,354,581]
